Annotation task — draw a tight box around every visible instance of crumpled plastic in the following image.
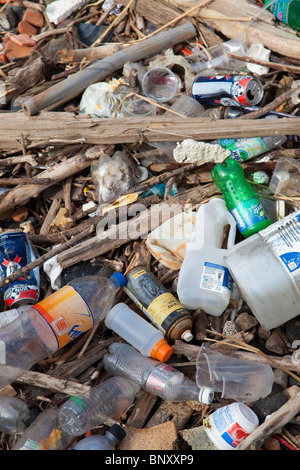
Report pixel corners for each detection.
[79,78,128,118]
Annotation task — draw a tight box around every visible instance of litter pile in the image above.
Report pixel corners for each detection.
[0,0,299,452]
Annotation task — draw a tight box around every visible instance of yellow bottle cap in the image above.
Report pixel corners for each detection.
[151,339,173,362]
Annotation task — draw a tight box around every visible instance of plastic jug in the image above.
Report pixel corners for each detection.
[177,198,236,315]
[225,208,300,330]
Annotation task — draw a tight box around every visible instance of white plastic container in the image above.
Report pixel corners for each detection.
[204,402,259,450]
[105,303,173,362]
[177,198,236,315]
[225,208,300,330]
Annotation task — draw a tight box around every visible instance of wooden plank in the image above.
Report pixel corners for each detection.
[0,113,299,150]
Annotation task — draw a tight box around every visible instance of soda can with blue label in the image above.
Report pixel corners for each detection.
[191,75,264,107]
[0,231,39,307]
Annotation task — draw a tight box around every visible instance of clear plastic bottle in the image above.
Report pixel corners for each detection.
[58,376,140,436]
[0,304,31,328]
[0,396,30,434]
[103,342,214,404]
[72,424,126,450]
[105,303,173,362]
[217,135,287,162]
[0,272,126,390]
[12,407,73,450]
[177,198,236,315]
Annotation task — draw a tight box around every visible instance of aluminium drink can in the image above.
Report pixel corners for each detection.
[191,75,264,107]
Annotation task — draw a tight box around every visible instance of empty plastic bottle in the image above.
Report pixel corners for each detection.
[72,424,126,450]
[12,407,73,450]
[217,135,287,162]
[211,159,271,238]
[0,396,30,434]
[177,198,236,315]
[265,0,300,31]
[103,342,214,404]
[0,271,126,390]
[0,304,30,328]
[58,376,140,436]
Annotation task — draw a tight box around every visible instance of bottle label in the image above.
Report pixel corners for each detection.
[260,211,300,290]
[200,262,233,293]
[147,292,187,327]
[231,198,269,233]
[19,439,41,450]
[146,365,179,395]
[220,138,268,162]
[32,285,94,349]
[265,0,292,24]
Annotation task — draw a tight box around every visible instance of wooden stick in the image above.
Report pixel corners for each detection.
[228,51,300,75]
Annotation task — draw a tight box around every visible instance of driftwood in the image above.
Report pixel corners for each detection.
[58,44,125,64]
[0,144,113,217]
[0,113,299,151]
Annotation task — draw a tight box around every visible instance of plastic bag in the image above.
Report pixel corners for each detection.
[79,78,128,118]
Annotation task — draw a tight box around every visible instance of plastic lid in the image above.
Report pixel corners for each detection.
[151,339,173,362]
[110,272,126,288]
[181,330,193,342]
[108,424,126,443]
[199,387,215,405]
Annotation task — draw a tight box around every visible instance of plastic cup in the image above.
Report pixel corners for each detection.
[166,95,204,117]
[204,402,259,450]
[121,97,157,117]
[196,344,274,402]
[142,67,178,103]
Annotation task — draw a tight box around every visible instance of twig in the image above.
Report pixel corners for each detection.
[228,52,300,75]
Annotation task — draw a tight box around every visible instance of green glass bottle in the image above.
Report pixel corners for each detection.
[264,0,300,31]
[211,159,271,238]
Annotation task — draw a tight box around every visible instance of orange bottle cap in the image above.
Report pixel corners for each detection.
[151,338,173,362]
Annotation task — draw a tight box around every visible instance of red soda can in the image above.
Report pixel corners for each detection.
[191,75,264,107]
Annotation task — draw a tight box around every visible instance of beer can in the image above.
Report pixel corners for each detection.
[191,75,264,107]
[0,231,40,307]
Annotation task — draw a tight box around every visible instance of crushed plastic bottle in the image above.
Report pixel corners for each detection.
[73,424,126,450]
[12,407,73,450]
[58,376,140,436]
[103,342,214,404]
[177,198,236,315]
[217,135,287,162]
[0,396,30,434]
[0,272,126,390]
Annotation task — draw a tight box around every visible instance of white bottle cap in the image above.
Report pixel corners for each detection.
[199,387,214,405]
[181,330,193,342]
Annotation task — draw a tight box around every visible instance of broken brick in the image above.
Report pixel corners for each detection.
[4,40,34,61]
[23,9,45,28]
[18,20,38,37]
[11,34,36,47]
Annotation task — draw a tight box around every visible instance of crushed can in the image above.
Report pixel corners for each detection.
[191,75,264,107]
[0,231,39,307]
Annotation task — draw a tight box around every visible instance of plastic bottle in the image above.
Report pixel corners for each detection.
[124,266,194,342]
[105,303,173,362]
[265,0,300,31]
[0,304,31,328]
[12,407,73,450]
[0,272,126,390]
[211,159,271,238]
[177,198,236,315]
[0,396,30,434]
[72,424,126,450]
[225,207,300,330]
[103,342,215,404]
[58,376,140,436]
[217,135,287,162]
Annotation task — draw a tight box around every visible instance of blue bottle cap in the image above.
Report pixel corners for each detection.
[110,272,126,288]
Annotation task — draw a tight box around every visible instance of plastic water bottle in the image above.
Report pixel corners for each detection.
[265,0,300,31]
[218,135,287,162]
[12,407,73,450]
[58,376,140,436]
[105,303,173,362]
[124,266,194,342]
[103,342,215,404]
[0,304,31,328]
[0,396,30,434]
[72,424,126,450]
[211,159,271,238]
[0,272,126,390]
[177,198,236,315]
[225,207,300,330]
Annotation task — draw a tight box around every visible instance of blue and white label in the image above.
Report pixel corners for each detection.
[200,262,233,293]
[262,211,300,289]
